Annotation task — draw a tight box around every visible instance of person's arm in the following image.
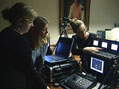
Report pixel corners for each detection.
[83,33,101,53]
[83,47,102,53]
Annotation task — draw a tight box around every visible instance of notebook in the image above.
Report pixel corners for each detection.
[45,37,74,64]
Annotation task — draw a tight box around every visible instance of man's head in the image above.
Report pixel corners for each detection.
[70,18,87,38]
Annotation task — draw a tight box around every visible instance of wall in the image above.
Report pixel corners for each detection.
[89,0,119,33]
[0,0,119,44]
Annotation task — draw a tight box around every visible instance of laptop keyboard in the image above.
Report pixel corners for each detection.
[49,56,66,60]
[45,55,68,63]
[49,56,61,60]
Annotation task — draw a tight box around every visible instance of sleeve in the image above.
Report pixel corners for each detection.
[71,35,83,55]
[17,38,47,89]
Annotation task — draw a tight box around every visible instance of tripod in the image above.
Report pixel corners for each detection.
[60,21,70,38]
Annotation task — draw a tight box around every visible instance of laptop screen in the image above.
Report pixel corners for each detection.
[55,37,73,58]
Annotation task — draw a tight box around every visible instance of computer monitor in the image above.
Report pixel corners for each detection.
[97,30,105,38]
[90,57,104,74]
[82,52,117,84]
[84,38,119,83]
[84,55,114,83]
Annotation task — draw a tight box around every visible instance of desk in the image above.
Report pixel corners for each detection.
[49,83,119,89]
[48,83,63,89]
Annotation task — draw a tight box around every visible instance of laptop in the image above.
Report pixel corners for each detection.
[45,37,74,64]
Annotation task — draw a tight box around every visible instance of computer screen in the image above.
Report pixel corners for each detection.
[109,40,119,54]
[101,41,108,48]
[55,37,74,58]
[93,40,99,46]
[111,43,118,51]
[85,55,113,83]
[90,57,104,74]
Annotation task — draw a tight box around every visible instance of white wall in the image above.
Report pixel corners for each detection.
[0,0,119,44]
[89,0,119,33]
[115,0,119,25]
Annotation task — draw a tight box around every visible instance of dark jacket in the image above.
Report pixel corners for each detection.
[0,26,47,89]
[71,33,97,58]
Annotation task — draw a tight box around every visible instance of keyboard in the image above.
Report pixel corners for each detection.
[92,51,116,59]
[45,55,68,63]
[64,73,97,89]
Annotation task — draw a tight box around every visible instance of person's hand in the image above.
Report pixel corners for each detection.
[46,86,50,89]
[83,47,102,53]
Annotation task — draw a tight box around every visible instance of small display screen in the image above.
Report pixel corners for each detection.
[90,57,104,74]
[101,42,108,48]
[111,44,118,51]
[93,40,99,46]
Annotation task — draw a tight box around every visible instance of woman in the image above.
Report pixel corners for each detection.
[24,16,50,73]
[0,2,50,89]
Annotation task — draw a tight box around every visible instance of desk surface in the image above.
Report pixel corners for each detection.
[48,84,63,89]
[49,83,99,89]
[49,83,119,89]
[49,82,100,89]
